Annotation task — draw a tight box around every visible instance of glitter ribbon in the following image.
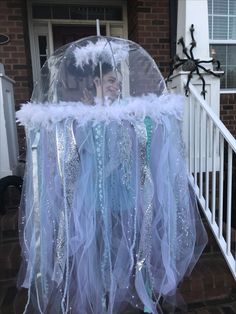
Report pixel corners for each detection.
[94,122,114,313]
[31,131,44,314]
[134,119,154,288]
[55,118,80,313]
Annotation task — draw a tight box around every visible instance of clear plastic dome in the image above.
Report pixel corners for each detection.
[31,36,166,105]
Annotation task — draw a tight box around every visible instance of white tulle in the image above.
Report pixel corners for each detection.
[17,94,207,314]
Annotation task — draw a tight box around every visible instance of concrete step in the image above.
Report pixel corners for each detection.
[0,242,21,281]
[0,208,18,233]
[180,253,235,304]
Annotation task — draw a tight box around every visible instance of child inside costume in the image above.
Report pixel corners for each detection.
[17,36,207,314]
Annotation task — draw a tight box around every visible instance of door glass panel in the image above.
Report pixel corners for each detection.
[33,5,51,19]
[53,25,106,51]
[106,7,122,20]
[70,6,87,19]
[52,6,70,19]
[38,35,48,68]
[87,7,105,20]
[110,26,123,38]
[32,4,123,21]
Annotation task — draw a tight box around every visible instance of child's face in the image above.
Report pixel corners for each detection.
[101,71,121,101]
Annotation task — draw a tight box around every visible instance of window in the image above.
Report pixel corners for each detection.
[208,0,236,90]
[32,4,123,21]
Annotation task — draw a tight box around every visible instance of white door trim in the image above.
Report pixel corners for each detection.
[27,0,128,84]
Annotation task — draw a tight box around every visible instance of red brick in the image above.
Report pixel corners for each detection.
[0,21,17,28]
[17,46,26,51]
[144,13,158,19]
[152,7,167,13]
[11,52,26,58]
[8,27,23,33]
[0,15,8,21]
[5,58,18,63]
[2,46,17,52]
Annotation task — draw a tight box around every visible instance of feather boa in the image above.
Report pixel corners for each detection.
[16,94,184,130]
[73,38,130,69]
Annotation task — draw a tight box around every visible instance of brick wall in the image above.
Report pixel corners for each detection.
[128,0,171,78]
[0,0,32,155]
[127,0,138,43]
[220,93,236,138]
[0,0,32,108]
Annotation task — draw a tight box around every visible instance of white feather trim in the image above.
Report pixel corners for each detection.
[73,39,130,69]
[16,94,184,130]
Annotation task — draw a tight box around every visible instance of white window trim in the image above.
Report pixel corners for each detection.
[208,0,236,92]
[210,40,236,44]
[209,41,236,92]
[220,89,236,94]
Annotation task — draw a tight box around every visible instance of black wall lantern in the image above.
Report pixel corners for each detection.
[0,34,10,45]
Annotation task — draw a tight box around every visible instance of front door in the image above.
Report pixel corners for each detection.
[27,1,127,85]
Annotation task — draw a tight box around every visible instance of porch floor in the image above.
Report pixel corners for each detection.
[0,190,236,313]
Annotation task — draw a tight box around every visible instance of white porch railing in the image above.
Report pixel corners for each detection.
[183,79,236,280]
[0,63,19,179]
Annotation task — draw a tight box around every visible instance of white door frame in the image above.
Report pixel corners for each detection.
[27,0,128,84]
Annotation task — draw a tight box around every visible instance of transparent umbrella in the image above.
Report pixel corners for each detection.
[31,35,166,105]
[16,34,207,314]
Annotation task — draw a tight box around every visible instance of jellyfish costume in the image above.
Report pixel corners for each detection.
[16,36,207,314]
